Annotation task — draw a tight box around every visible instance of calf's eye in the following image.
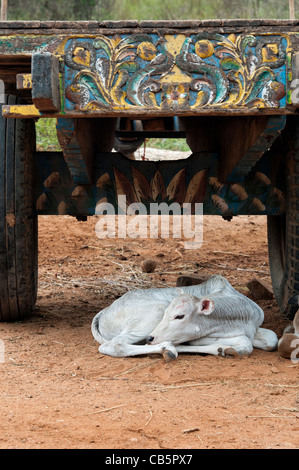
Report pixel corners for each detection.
[174,314,185,320]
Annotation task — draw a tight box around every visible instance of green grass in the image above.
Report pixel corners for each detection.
[35,119,190,152]
[147,138,190,152]
[35,118,61,151]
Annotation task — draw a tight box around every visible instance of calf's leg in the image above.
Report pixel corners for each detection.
[99,336,178,361]
[252,327,278,351]
[176,335,254,356]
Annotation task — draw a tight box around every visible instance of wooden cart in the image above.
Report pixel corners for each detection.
[1,19,299,321]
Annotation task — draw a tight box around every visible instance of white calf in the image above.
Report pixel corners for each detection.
[91,275,278,361]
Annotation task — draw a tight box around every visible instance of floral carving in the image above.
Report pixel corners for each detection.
[64,33,288,112]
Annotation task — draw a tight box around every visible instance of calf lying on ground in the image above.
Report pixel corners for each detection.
[91,275,278,361]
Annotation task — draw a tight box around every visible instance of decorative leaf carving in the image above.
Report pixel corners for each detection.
[65,33,288,112]
[184,169,207,204]
[113,167,137,206]
[150,171,167,201]
[166,168,186,204]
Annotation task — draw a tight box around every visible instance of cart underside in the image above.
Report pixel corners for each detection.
[1,20,299,320]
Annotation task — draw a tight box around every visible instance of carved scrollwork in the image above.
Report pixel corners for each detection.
[64,32,289,112]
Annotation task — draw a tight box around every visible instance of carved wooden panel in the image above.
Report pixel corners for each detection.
[64,33,289,114]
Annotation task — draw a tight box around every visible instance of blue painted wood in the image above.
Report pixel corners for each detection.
[56,118,91,185]
[63,33,288,114]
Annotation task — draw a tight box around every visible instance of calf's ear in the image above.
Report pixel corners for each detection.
[197,298,214,315]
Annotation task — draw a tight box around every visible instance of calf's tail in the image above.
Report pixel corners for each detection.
[91,313,106,345]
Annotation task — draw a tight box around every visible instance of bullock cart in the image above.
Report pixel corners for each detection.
[0,19,299,320]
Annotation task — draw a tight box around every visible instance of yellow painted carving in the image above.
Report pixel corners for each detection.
[2,104,41,117]
[227,34,237,44]
[195,40,214,58]
[164,34,186,56]
[192,90,208,108]
[161,34,192,84]
[137,42,156,61]
[160,64,192,84]
[73,46,91,66]
[262,43,279,62]
[162,82,189,109]
[57,31,291,112]
[20,73,32,89]
[110,71,129,106]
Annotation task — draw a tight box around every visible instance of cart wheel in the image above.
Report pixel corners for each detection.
[267,116,299,320]
[0,96,37,321]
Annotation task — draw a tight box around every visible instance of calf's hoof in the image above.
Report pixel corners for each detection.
[161,342,178,362]
[224,347,240,357]
[162,349,177,363]
[218,347,240,357]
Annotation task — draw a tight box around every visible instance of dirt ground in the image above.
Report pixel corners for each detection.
[0,213,298,449]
